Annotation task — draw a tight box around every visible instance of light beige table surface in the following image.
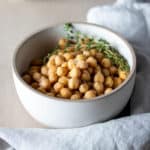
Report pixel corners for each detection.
[0,0,114,128]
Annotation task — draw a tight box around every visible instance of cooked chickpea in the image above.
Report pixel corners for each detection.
[32,72,41,82]
[68,59,76,70]
[61,62,68,68]
[58,76,68,86]
[95,66,101,73]
[69,67,81,78]
[90,49,97,56]
[39,76,51,89]
[57,67,68,76]
[86,56,97,67]
[101,58,111,68]
[47,55,56,66]
[79,83,89,93]
[93,82,104,94]
[104,88,112,95]
[48,65,57,73]
[71,93,81,100]
[58,38,68,49]
[113,77,122,88]
[110,66,117,75]
[54,82,64,93]
[76,54,86,61]
[81,70,91,81]
[102,68,110,77]
[55,55,64,66]
[41,65,48,76]
[28,66,40,75]
[84,90,96,99]
[22,74,32,84]
[47,92,55,97]
[94,72,104,83]
[87,67,94,74]
[105,76,114,88]
[68,78,80,89]
[63,53,74,60]
[76,60,88,69]
[31,82,39,89]
[95,52,103,62]
[83,50,90,57]
[119,70,128,80]
[37,87,46,93]
[60,88,72,98]
[48,72,58,83]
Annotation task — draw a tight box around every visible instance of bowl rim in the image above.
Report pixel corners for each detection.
[12,21,136,103]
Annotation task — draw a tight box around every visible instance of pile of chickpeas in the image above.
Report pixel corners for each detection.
[22,38,129,100]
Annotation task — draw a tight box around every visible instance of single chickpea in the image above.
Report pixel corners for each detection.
[84,90,96,99]
[63,53,74,60]
[81,70,91,81]
[58,38,68,49]
[69,67,81,78]
[55,55,64,66]
[76,60,88,69]
[105,76,114,88]
[90,49,97,56]
[79,83,89,93]
[54,82,64,93]
[110,66,117,75]
[56,67,68,76]
[94,72,104,83]
[39,76,51,89]
[102,68,110,77]
[68,59,76,70]
[119,70,128,80]
[104,88,112,95]
[48,65,57,73]
[113,77,122,88]
[30,66,41,71]
[31,59,43,66]
[58,76,68,86]
[31,82,39,89]
[61,62,68,68]
[83,50,90,57]
[41,66,48,76]
[86,56,97,67]
[37,87,46,93]
[95,66,101,73]
[60,88,72,98]
[28,66,40,75]
[58,51,64,56]
[101,58,111,68]
[47,92,55,97]
[48,72,58,83]
[75,54,86,61]
[32,72,41,82]
[88,67,94,74]
[95,52,103,62]
[68,78,80,89]
[22,74,32,84]
[93,82,104,94]
[71,93,81,100]
[47,55,56,66]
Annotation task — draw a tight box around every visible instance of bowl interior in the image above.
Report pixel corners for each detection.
[14,23,135,78]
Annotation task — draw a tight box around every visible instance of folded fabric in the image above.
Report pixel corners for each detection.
[1,0,150,149]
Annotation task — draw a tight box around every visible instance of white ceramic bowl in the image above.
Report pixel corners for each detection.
[12,22,136,128]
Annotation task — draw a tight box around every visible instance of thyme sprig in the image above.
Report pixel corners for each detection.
[64,23,130,72]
